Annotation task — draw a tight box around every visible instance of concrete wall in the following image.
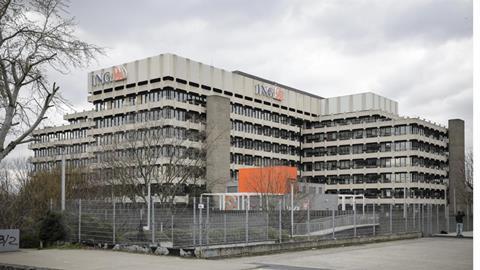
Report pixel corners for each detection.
[194,232,421,258]
[448,119,466,213]
[206,95,231,193]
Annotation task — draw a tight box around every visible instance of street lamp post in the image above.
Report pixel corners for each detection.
[55,143,68,212]
[143,183,151,231]
[61,149,66,211]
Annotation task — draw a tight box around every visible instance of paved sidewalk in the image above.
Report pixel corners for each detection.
[0,237,472,270]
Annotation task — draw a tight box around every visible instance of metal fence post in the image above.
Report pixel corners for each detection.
[78,199,82,243]
[224,212,227,244]
[412,204,416,231]
[199,198,203,246]
[290,193,294,238]
[193,197,196,246]
[245,197,249,244]
[466,204,470,232]
[266,211,269,241]
[206,197,210,246]
[421,204,424,235]
[112,200,116,244]
[445,204,449,233]
[170,214,174,247]
[151,199,155,244]
[279,200,282,243]
[405,204,408,232]
[307,200,311,240]
[430,204,433,234]
[353,207,357,237]
[389,204,393,234]
[372,203,376,236]
[427,204,432,235]
[332,209,336,239]
[430,204,433,235]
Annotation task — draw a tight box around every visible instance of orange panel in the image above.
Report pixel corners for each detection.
[238,166,297,194]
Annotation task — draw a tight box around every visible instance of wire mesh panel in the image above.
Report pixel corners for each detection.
[60,198,467,249]
[78,200,115,244]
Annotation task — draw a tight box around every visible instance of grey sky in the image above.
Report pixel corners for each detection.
[10,0,473,158]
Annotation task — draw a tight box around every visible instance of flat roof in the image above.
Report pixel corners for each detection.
[232,70,324,100]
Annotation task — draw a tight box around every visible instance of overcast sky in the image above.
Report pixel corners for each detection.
[11,0,473,158]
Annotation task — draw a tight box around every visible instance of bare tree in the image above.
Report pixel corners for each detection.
[458,149,473,212]
[0,0,103,161]
[465,149,473,189]
[95,124,208,208]
[0,158,30,228]
[449,149,473,214]
[0,157,94,229]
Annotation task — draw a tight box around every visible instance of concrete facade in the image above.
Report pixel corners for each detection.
[28,53,464,207]
[302,110,449,205]
[206,95,231,193]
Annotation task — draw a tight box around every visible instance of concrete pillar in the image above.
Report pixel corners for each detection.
[448,119,466,214]
[206,95,231,193]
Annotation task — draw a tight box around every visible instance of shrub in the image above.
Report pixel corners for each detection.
[20,227,40,248]
[38,211,67,246]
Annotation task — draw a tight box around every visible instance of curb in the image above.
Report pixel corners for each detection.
[195,232,421,259]
[433,234,473,239]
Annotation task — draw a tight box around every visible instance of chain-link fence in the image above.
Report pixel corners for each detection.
[59,198,471,249]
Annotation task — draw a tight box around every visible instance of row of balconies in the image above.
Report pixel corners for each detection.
[323,181,447,191]
[301,150,448,163]
[29,137,95,150]
[301,134,447,149]
[31,120,95,136]
[304,113,448,134]
[301,166,447,177]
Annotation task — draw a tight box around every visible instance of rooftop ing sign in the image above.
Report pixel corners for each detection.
[91,65,127,87]
[255,84,285,101]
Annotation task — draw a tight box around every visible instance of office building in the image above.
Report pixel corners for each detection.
[29,53,460,207]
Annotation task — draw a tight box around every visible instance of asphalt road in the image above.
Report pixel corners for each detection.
[0,237,473,270]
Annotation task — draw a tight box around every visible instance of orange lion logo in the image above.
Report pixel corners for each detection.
[275,87,285,101]
[113,66,127,81]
